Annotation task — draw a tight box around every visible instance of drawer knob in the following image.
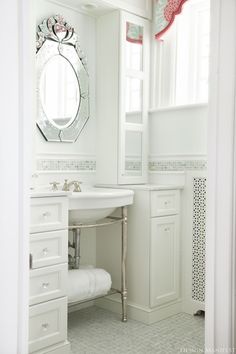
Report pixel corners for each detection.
[42,282,50,289]
[42,248,49,256]
[164,201,169,205]
[42,211,51,218]
[41,323,49,331]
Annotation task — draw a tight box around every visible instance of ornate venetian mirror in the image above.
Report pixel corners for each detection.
[36,15,89,142]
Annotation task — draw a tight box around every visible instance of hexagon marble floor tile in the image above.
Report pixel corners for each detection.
[68,307,204,354]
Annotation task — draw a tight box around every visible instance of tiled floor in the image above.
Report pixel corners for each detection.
[68,307,204,354]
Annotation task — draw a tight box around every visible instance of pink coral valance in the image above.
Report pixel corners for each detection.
[126,22,143,44]
[154,0,188,40]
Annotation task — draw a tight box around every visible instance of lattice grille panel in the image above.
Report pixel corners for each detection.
[192,177,206,303]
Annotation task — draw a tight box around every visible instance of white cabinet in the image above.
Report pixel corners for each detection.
[129,188,181,314]
[151,190,180,217]
[29,297,67,353]
[96,10,150,184]
[29,263,67,306]
[150,215,180,308]
[29,196,69,354]
[30,197,68,233]
[30,230,68,268]
[96,187,181,324]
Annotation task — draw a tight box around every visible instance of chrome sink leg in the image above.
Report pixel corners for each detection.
[73,228,81,269]
[121,206,128,322]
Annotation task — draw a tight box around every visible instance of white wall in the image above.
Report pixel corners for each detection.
[149,104,208,158]
[34,0,97,185]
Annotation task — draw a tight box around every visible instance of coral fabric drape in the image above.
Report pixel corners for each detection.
[154,0,188,40]
[126,22,143,44]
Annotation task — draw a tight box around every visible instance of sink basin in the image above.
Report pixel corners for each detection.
[69,187,134,224]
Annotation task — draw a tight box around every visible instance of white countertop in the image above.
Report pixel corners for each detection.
[30,184,184,198]
[30,190,71,198]
[96,184,184,191]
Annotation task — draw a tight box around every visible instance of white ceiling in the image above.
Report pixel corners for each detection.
[47,0,116,17]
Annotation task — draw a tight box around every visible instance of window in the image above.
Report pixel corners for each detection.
[152,0,210,108]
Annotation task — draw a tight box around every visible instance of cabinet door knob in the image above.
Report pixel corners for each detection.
[42,211,51,218]
[41,323,49,331]
[164,227,170,232]
[42,282,50,289]
[29,253,33,269]
[42,248,49,256]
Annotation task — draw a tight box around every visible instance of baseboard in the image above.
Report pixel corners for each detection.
[35,341,70,354]
[182,299,205,315]
[96,294,182,324]
[68,300,94,313]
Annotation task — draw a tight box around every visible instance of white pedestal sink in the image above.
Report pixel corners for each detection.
[69,187,134,224]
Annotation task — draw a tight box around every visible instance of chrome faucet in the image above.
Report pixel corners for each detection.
[62,179,82,192]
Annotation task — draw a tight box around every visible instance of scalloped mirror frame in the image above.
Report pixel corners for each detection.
[36,14,90,142]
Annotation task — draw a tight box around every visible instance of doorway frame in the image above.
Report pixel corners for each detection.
[206,0,236,351]
[2,0,235,352]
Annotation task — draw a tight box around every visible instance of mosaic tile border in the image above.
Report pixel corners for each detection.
[37,159,96,172]
[125,160,142,172]
[149,159,207,171]
[37,158,207,172]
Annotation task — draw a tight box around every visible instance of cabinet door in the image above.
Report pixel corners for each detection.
[150,216,180,308]
[119,12,149,184]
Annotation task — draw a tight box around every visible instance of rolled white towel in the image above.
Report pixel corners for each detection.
[68,267,112,304]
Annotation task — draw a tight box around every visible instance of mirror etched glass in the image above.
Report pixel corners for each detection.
[36,15,89,142]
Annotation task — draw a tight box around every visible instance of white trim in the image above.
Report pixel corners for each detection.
[149,153,207,160]
[0,0,31,352]
[37,170,96,175]
[206,0,236,351]
[37,153,96,159]
[96,295,182,325]
[149,171,186,175]
[149,102,208,114]
[18,0,32,351]
[233,92,236,350]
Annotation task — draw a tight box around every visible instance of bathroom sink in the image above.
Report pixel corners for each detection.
[69,187,134,224]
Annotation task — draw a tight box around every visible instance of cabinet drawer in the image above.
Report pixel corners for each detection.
[29,297,67,353]
[30,230,68,269]
[30,197,68,233]
[30,263,67,306]
[151,190,180,217]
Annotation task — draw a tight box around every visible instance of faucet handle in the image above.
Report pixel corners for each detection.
[72,181,82,192]
[50,181,60,191]
[62,179,69,191]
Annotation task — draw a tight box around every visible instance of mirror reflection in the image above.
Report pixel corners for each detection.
[126,22,143,71]
[125,131,142,176]
[40,55,80,129]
